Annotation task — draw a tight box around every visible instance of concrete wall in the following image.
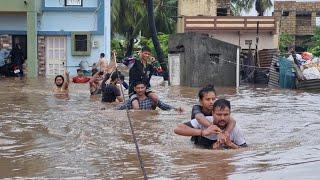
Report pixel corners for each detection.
[169,32,238,87]
[210,32,278,50]
[177,0,217,33]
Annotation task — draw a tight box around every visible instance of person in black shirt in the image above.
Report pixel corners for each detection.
[122,47,163,94]
[101,71,124,103]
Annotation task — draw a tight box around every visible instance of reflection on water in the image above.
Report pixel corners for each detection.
[1,77,320,179]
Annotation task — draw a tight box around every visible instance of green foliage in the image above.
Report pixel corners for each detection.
[308,28,320,57]
[279,33,294,55]
[111,39,128,62]
[140,33,169,58]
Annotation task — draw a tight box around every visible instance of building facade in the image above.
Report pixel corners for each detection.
[0,0,111,77]
[274,0,320,48]
[177,0,278,50]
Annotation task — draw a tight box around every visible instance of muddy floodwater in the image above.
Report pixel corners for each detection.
[1,77,320,179]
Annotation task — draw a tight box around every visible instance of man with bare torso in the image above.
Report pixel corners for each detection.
[53,71,69,98]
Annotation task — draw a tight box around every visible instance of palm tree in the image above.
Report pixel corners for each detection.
[145,0,169,80]
[255,0,273,16]
[112,0,147,56]
[231,0,273,16]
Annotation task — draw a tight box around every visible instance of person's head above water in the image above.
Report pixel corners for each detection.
[198,84,216,111]
[110,71,122,83]
[55,75,64,87]
[140,46,152,61]
[133,81,147,96]
[212,99,231,129]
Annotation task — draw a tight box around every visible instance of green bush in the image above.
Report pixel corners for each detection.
[140,33,169,58]
[279,33,294,55]
[308,28,320,57]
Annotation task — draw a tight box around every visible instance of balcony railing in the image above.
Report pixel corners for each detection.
[184,16,277,34]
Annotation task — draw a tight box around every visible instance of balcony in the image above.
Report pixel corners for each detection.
[184,16,277,34]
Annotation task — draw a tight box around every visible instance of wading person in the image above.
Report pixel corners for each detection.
[53,71,70,98]
[101,71,124,103]
[174,85,236,148]
[174,99,247,149]
[10,42,24,77]
[117,81,182,111]
[122,46,163,109]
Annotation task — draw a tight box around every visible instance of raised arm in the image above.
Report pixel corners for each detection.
[192,105,212,127]
[101,73,111,89]
[63,71,69,89]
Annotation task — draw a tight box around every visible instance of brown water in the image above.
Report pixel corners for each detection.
[1,77,320,179]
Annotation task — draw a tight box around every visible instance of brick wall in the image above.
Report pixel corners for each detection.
[37,36,46,76]
[275,1,319,36]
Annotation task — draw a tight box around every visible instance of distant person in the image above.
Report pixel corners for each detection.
[10,40,24,77]
[101,71,124,103]
[0,44,10,76]
[117,81,183,111]
[53,71,70,98]
[72,69,90,83]
[91,63,98,76]
[97,52,117,73]
[174,99,247,149]
[79,59,91,76]
[119,73,129,90]
[89,71,104,95]
[0,43,9,68]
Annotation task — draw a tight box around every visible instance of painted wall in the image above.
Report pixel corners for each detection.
[0,13,27,31]
[0,0,41,12]
[210,32,278,50]
[39,12,97,31]
[45,0,98,7]
[66,35,105,75]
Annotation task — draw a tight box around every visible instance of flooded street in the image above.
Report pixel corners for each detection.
[1,77,320,179]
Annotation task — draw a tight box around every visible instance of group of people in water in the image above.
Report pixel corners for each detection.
[53,46,247,150]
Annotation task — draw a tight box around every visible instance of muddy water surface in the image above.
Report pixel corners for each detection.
[0,77,320,179]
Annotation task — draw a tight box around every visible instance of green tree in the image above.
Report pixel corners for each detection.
[308,28,320,57]
[231,0,273,16]
[279,33,294,55]
[111,0,177,56]
[145,0,169,80]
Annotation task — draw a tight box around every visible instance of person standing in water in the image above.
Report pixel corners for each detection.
[174,85,237,148]
[53,70,69,98]
[175,99,247,149]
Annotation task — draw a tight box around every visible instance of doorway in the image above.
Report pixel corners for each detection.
[46,36,67,76]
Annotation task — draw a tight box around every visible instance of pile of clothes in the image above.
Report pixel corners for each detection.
[287,52,320,80]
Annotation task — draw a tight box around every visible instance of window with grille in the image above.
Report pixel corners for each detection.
[71,32,91,56]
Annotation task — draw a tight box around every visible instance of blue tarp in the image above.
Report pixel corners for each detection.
[279,57,296,89]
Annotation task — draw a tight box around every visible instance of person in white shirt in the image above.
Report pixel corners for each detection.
[175,99,247,149]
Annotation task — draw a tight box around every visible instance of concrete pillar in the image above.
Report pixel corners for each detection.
[104,0,111,60]
[27,1,38,77]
